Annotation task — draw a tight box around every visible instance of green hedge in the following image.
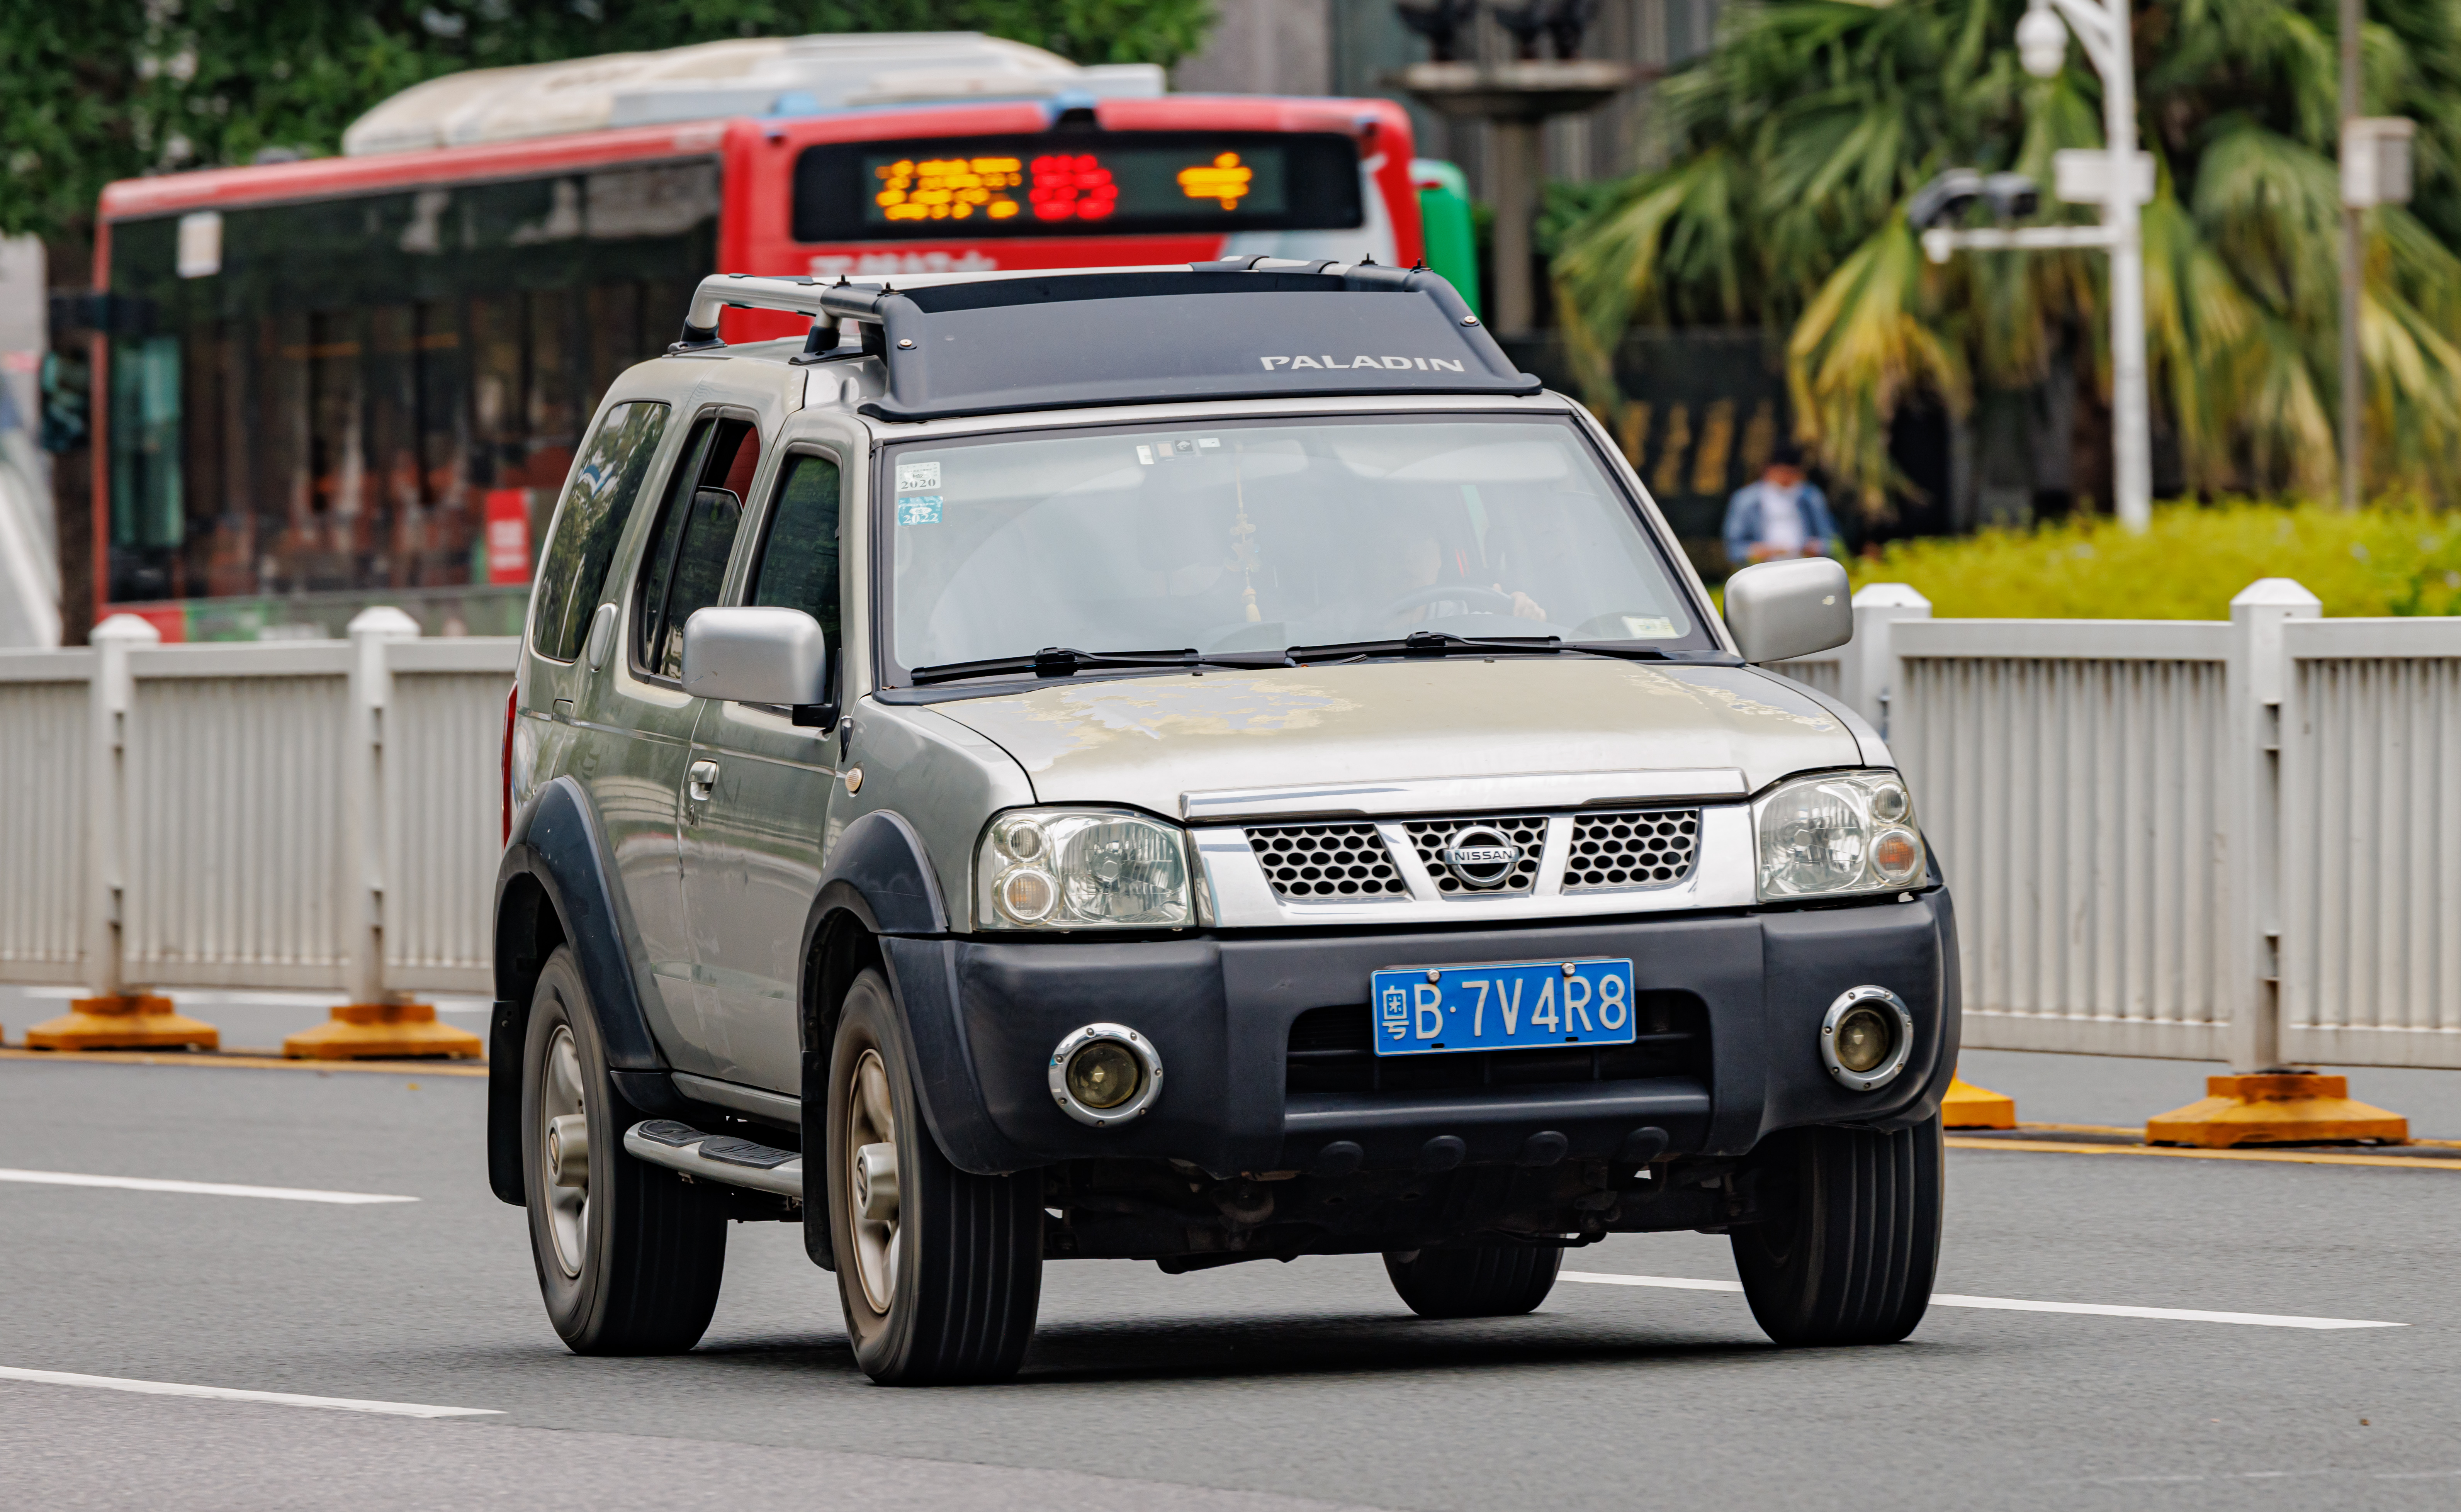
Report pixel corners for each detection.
[1846,503,2461,620]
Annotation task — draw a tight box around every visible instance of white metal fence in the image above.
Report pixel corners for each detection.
[1778,579,2461,1072]
[2,585,2454,1074]
[0,610,514,1007]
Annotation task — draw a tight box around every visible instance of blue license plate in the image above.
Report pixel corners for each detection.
[1370,959,1639,1056]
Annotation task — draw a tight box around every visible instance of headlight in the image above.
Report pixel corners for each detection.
[978,809,1194,930]
[1753,770,1927,901]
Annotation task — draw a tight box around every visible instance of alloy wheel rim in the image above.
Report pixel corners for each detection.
[846,1048,901,1315]
[541,1025,589,1278]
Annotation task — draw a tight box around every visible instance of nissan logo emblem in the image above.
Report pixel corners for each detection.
[1442,825,1520,889]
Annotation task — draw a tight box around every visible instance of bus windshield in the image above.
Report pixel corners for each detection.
[881,415,1712,679]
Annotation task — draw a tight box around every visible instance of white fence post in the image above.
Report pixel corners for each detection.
[281,607,483,1060]
[1842,584,1931,736]
[82,615,153,1003]
[2220,579,2317,1074]
[24,614,220,1050]
[2145,576,2409,1145]
[346,607,419,1008]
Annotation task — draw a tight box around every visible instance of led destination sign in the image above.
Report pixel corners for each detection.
[793,132,1363,242]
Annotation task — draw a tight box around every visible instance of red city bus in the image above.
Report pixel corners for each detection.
[90,58,1421,640]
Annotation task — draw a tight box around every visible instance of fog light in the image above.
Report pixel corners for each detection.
[1066,1041,1143,1109]
[1833,1005,1894,1072]
[1820,986,1914,1091]
[1047,1023,1163,1127]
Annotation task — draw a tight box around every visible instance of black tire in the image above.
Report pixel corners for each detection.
[521,947,727,1354]
[827,968,1042,1385]
[1384,1244,1563,1319]
[1731,1116,1943,1347]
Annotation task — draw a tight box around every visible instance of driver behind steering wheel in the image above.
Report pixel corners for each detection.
[1388,531,1548,630]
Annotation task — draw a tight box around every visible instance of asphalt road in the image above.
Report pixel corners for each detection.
[2,1042,2457,1512]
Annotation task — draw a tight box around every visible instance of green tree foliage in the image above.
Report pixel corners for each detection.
[1552,0,2461,514]
[0,0,1215,244]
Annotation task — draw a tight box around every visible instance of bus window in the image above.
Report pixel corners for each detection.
[101,160,718,616]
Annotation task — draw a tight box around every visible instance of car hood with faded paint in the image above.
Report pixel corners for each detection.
[926,659,1867,815]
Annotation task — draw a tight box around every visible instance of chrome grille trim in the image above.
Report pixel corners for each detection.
[1402,813,1547,897]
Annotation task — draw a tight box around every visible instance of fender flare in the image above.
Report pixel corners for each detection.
[487,775,674,1204]
[796,810,1015,1177]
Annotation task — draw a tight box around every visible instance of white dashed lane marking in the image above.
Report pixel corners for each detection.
[0,1168,417,1204]
[0,1366,498,1417]
[1558,1272,2404,1330]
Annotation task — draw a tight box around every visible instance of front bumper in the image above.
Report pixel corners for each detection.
[884,890,1960,1177]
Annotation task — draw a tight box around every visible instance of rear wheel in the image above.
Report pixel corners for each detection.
[1731,1116,1942,1346]
[521,947,727,1354]
[826,968,1043,1385]
[1384,1244,1563,1319]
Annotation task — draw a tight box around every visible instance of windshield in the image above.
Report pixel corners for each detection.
[881,414,1711,678]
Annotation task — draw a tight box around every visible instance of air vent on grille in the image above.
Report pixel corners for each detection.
[1403,814,1546,895]
[1564,809,1698,890]
[1247,823,1407,900]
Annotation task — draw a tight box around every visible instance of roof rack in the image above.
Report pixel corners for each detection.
[671,260,1540,421]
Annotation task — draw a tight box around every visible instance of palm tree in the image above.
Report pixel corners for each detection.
[1552,0,2461,516]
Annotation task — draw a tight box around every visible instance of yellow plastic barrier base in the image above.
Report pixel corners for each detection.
[1941,1073,2018,1130]
[2146,1074,2409,1148]
[25,995,221,1052]
[283,1003,484,1061]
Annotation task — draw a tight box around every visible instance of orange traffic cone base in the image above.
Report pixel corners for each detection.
[1941,1074,2018,1130]
[25,995,220,1052]
[2146,1074,2408,1148]
[284,1003,484,1061]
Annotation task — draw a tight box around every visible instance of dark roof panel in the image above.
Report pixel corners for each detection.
[854,263,1538,421]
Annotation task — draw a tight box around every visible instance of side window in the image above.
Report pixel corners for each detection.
[632,417,758,679]
[528,401,670,661]
[750,453,841,646]
[654,487,745,680]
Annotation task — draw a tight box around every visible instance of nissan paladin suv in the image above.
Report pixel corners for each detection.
[491,260,1957,1384]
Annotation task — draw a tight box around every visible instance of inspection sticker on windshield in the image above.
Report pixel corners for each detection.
[897,497,942,526]
[1371,959,1637,1056]
[895,460,940,492]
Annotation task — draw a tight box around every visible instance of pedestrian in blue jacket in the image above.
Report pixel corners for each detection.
[1722,444,1840,567]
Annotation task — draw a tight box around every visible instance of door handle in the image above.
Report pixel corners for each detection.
[686,760,719,805]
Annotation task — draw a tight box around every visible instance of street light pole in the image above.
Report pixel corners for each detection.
[2339,0,2363,511]
[2031,0,2152,532]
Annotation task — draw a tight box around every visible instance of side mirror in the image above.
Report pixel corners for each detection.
[680,606,836,723]
[1724,557,1852,664]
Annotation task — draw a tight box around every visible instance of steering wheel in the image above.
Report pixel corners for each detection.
[1377,583,1518,620]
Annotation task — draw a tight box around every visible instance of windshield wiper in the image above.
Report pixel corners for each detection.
[1284,631,1676,664]
[909,646,1293,686]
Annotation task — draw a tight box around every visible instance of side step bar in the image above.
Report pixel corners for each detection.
[624,1120,803,1200]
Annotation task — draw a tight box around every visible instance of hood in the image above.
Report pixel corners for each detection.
[927,659,1863,816]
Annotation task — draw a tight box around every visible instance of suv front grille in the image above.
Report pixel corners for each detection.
[1284,993,1711,1096]
[1563,809,1699,891]
[1247,823,1408,901]
[1403,813,1546,896]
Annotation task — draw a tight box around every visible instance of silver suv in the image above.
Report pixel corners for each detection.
[491,261,1957,1384]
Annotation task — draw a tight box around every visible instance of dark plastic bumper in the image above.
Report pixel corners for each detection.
[885,890,1960,1177]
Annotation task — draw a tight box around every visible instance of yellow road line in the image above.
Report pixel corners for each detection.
[0,1047,486,1078]
[1950,1136,2461,1170]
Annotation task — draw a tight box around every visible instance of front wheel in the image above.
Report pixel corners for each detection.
[521,947,727,1354]
[1384,1245,1563,1319]
[1731,1117,1942,1347]
[826,968,1043,1385]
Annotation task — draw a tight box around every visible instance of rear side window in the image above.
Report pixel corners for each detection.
[529,401,670,661]
[633,416,758,680]
[654,488,745,679]
[751,454,841,644]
